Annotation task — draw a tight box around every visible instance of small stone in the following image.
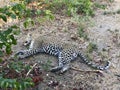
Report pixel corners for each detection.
[46,74,49,76]
[70,34,78,40]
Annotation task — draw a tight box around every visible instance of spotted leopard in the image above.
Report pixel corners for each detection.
[15,34,110,73]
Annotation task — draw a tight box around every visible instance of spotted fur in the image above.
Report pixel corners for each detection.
[15,35,110,73]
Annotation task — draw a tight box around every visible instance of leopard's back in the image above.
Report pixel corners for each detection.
[16,35,110,73]
[31,36,66,49]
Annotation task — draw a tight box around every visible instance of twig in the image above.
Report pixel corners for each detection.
[26,63,37,77]
[71,67,102,73]
[115,74,120,77]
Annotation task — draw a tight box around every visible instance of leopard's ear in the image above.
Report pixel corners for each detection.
[27,33,32,40]
[28,33,32,37]
[38,37,44,46]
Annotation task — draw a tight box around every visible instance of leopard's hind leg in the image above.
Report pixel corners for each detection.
[50,51,71,73]
[60,64,70,73]
[50,52,64,72]
[50,62,70,73]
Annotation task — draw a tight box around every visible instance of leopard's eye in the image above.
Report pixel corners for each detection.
[25,41,28,43]
[24,41,29,46]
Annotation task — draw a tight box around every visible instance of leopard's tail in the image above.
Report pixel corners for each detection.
[78,52,110,70]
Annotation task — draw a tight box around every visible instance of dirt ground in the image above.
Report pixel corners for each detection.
[1,0,120,90]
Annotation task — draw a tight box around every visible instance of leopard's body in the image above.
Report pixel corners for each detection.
[15,35,110,73]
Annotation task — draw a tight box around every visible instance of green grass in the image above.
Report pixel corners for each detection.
[87,42,98,53]
[45,0,94,16]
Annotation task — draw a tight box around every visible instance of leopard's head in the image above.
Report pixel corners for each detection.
[23,34,32,46]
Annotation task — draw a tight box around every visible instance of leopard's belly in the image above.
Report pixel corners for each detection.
[15,35,110,73]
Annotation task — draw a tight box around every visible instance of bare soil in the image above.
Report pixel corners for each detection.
[1,0,120,90]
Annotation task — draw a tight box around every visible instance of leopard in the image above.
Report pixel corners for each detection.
[15,34,110,73]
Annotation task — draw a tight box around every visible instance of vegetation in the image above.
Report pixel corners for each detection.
[87,42,98,53]
[78,26,89,40]
[45,0,94,16]
[0,0,110,89]
[0,60,34,89]
[0,1,38,90]
[42,59,52,71]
